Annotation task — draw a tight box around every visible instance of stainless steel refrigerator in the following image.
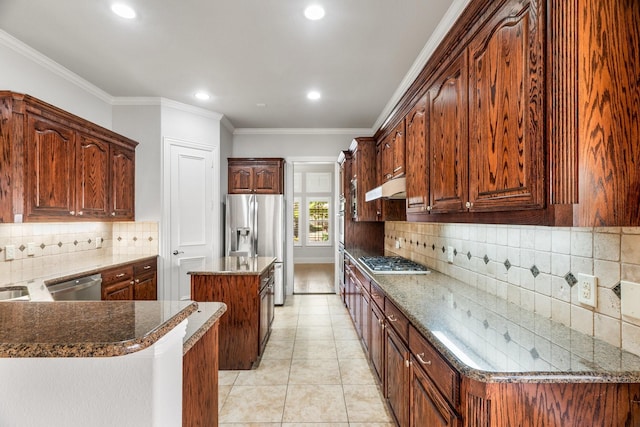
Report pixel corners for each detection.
[225,194,286,305]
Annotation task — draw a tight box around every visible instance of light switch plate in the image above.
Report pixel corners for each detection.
[27,242,36,257]
[447,246,454,264]
[577,273,597,307]
[95,236,102,249]
[621,281,640,320]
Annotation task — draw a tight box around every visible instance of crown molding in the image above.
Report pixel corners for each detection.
[233,127,373,136]
[220,116,235,134]
[0,30,114,104]
[113,97,224,120]
[372,0,471,131]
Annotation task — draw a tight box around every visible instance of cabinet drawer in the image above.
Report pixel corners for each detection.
[133,258,157,275]
[353,266,370,293]
[101,265,133,286]
[260,265,274,291]
[384,299,409,342]
[409,325,459,405]
[370,281,384,310]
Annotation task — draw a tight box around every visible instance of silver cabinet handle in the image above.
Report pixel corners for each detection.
[405,359,410,368]
[466,201,473,208]
[387,314,397,322]
[143,265,151,270]
[173,250,184,255]
[416,353,432,366]
[111,212,116,216]
[393,166,402,172]
[427,206,432,211]
[69,211,75,215]
[78,211,83,216]
[116,273,125,278]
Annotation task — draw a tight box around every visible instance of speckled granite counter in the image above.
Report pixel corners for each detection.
[183,301,227,355]
[188,256,276,276]
[346,249,640,383]
[0,300,196,357]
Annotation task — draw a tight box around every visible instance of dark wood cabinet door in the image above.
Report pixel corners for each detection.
[468,0,545,212]
[25,114,76,220]
[134,271,157,300]
[405,95,429,214]
[361,291,371,353]
[381,134,394,182]
[102,280,134,300]
[370,303,385,384]
[110,146,135,219]
[76,134,109,219]
[428,54,468,214]
[392,121,405,179]
[410,359,459,427]
[228,165,253,193]
[386,326,410,427]
[253,164,281,194]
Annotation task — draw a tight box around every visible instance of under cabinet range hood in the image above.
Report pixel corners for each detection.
[365,177,407,201]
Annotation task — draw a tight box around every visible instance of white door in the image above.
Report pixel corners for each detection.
[167,140,214,301]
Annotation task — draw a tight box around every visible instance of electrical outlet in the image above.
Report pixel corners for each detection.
[577,273,597,307]
[447,246,454,264]
[95,236,102,249]
[4,245,15,261]
[395,239,400,249]
[27,242,36,256]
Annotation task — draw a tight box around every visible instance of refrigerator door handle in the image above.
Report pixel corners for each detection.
[253,198,259,256]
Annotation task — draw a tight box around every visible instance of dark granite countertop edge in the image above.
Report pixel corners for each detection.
[183,302,227,355]
[0,301,198,358]
[345,249,640,384]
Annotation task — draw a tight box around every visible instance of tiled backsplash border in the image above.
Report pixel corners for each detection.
[0,222,158,284]
[384,222,640,357]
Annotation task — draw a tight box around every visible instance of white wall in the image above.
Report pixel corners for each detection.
[112,105,162,222]
[0,31,113,128]
[231,132,364,158]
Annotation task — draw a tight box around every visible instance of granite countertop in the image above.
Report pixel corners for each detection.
[183,301,227,355]
[188,256,276,276]
[345,248,640,383]
[0,300,197,358]
[5,253,159,302]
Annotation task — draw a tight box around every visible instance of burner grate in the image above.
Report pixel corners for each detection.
[359,256,429,274]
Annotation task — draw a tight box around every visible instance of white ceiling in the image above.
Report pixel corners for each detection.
[0,1,463,130]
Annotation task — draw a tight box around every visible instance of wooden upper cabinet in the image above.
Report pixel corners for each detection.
[428,53,468,214]
[405,95,429,214]
[349,138,378,222]
[0,92,138,223]
[391,122,405,179]
[110,145,136,219]
[381,134,394,182]
[467,0,545,212]
[77,134,109,219]
[228,158,284,194]
[25,114,77,219]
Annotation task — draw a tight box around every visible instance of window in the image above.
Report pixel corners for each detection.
[307,197,331,246]
[293,197,301,246]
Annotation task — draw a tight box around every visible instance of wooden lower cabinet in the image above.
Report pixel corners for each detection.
[386,326,410,427]
[101,257,157,301]
[370,301,385,384]
[191,265,274,370]
[183,322,219,427]
[410,356,459,427]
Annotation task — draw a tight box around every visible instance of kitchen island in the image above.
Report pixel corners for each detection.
[344,248,640,426]
[190,256,276,370]
[0,299,227,427]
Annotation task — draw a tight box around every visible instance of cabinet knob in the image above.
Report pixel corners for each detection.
[466,202,473,208]
[135,279,140,284]
[69,211,75,215]
[78,211,83,216]
[130,281,135,285]
[111,212,116,216]
[426,206,432,211]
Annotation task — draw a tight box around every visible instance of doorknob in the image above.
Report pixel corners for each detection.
[173,250,184,255]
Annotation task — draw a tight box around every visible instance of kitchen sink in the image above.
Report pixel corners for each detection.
[0,286,30,301]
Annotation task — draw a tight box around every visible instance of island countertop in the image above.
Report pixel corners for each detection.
[188,256,276,276]
[183,301,227,354]
[0,300,197,358]
[345,248,640,383]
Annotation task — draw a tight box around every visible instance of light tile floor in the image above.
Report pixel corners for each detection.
[218,294,395,427]
[293,263,335,294]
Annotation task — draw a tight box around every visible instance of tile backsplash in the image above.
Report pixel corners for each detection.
[385,222,640,356]
[0,221,158,284]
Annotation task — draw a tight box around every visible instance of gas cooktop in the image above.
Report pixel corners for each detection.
[359,256,430,274]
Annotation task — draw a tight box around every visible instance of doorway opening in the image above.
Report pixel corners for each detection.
[292,162,335,294]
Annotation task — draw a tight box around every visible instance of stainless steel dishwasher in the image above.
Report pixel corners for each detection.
[47,274,102,301]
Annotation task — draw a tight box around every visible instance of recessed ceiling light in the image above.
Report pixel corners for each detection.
[111,3,136,19]
[256,103,267,108]
[307,91,321,101]
[195,92,210,101]
[304,4,325,20]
